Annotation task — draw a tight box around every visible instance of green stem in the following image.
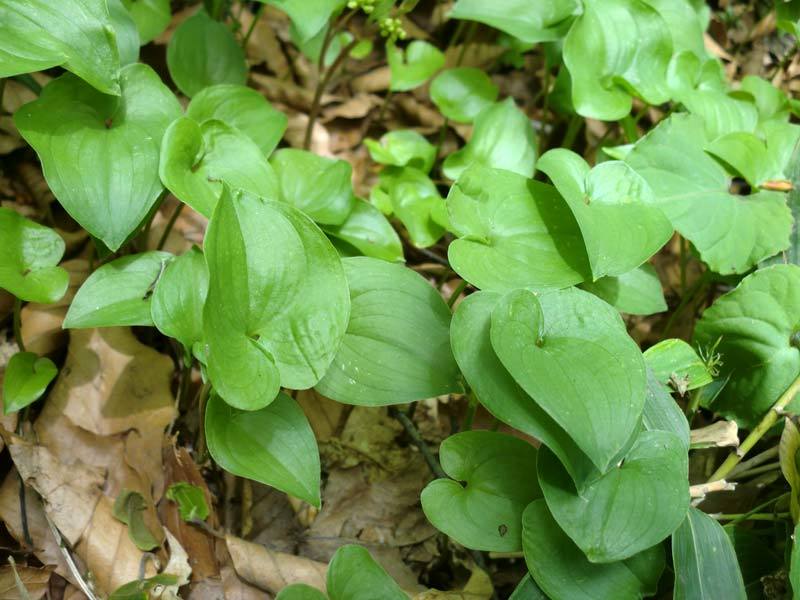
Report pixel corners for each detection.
[156,202,185,251]
[447,280,468,309]
[389,406,447,479]
[12,74,41,95]
[716,512,790,522]
[561,114,583,150]
[684,389,701,421]
[720,492,789,528]
[241,3,265,48]
[727,461,781,481]
[12,297,25,353]
[462,393,478,431]
[455,22,478,66]
[620,114,639,144]
[708,375,800,482]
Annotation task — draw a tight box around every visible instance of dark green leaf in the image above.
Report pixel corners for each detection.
[642,368,690,449]
[165,482,210,522]
[509,575,548,600]
[112,489,161,551]
[429,67,499,123]
[326,545,406,600]
[2,352,57,414]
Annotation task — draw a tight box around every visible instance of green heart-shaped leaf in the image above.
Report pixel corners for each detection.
[316,256,461,406]
[204,188,349,410]
[327,545,407,600]
[270,149,354,225]
[122,0,170,44]
[490,288,646,472]
[365,130,436,173]
[672,508,746,600]
[387,40,444,92]
[643,339,713,392]
[186,84,287,156]
[522,499,665,600]
[626,114,792,274]
[450,291,595,485]
[3,351,57,414]
[0,0,121,94]
[446,165,590,292]
[263,0,346,43]
[64,251,170,328]
[421,430,541,552]
[15,64,181,251]
[322,199,404,263]
[166,9,247,97]
[538,149,672,279]
[580,264,667,315]
[538,430,689,563]
[275,584,327,600]
[159,117,279,217]
[430,67,499,123]
[0,207,68,303]
[693,264,800,427]
[448,0,580,43]
[205,391,320,506]
[443,99,537,180]
[151,247,208,356]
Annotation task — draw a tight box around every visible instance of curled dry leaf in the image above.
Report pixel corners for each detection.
[250,72,340,111]
[321,95,383,122]
[240,11,290,79]
[690,421,740,449]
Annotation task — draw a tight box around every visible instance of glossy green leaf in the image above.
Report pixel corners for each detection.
[159,117,279,218]
[122,0,170,44]
[580,264,667,315]
[112,489,160,551]
[522,500,665,600]
[538,149,672,279]
[206,391,320,506]
[262,0,346,43]
[15,64,182,251]
[642,0,706,58]
[322,199,404,263]
[0,0,121,95]
[2,352,57,414]
[151,247,208,355]
[186,84,287,156]
[429,67,499,123]
[316,256,461,406]
[450,291,594,485]
[275,584,327,600]
[387,40,445,92]
[448,0,580,43]
[0,207,68,303]
[443,99,537,180]
[446,165,589,292]
[203,189,350,410]
[370,166,446,248]
[166,9,247,97]
[625,114,792,274]
[165,482,210,522]
[681,90,759,140]
[270,149,354,225]
[491,288,646,472]
[538,430,689,562]
[672,508,746,600]
[326,545,407,600]
[643,339,713,392]
[643,368,691,449]
[108,0,140,66]
[64,251,170,329]
[365,130,436,173]
[421,431,541,552]
[693,264,800,427]
[563,0,672,120]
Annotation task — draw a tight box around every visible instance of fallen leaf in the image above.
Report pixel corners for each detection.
[321,95,383,121]
[351,67,391,93]
[0,564,52,600]
[690,421,739,449]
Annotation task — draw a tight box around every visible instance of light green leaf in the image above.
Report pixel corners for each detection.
[0,0,121,95]
[672,508,746,600]
[186,84,287,156]
[122,0,170,44]
[166,9,247,97]
[641,0,706,57]
[64,251,170,329]
[151,247,208,355]
[681,90,758,140]
[275,584,327,600]
[448,0,580,44]
[580,264,667,315]
[327,545,407,600]
[643,367,691,449]
[538,430,689,563]
[693,264,800,427]
[203,189,350,410]
[490,288,646,472]
[0,207,68,303]
[108,0,140,66]
[159,117,278,218]
[165,482,210,522]
[429,67,499,123]
[387,40,445,92]
[446,165,589,292]
[270,149,354,225]
[2,352,57,414]
[112,489,161,551]
[450,291,594,485]
[643,338,713,392]
[262,0,346,43]
[443,99,537,180]
[522,500,665,600]
[322,199,404,263]
[563,0,672,120]
[625,114,792,274]
[365,130,436,173]
[15,64,182,251]
[316,256,460,406]
[741,75,792,125]
[538,149,672,280]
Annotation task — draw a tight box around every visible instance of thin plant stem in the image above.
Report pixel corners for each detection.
[715,512,790,522]
[455,22,478,67]
[12,297,24,353]
[241,3,265,48]
[462,393,478,431]
[727,461,781,481]
[727,446,779,479]
[709,375,800,482]
[620,114,639,143]
[157,202,185,251]
[447,280,468,309]
[561,114,583,150]
[389,406,447,479]
[17,472,32,548]
[721,492,789,528]
[195,381,212,461]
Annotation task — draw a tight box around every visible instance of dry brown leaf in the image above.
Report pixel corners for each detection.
[321,94,383,121]
[351,67,391,94]
[0,564,52,600]
[250,72,340,111]
[285,113,332,155]
[240,11,290,78]
[161,529,192,599]
[444,44,505,69]
[219,565,265,600]
[295,389,347,443]
[413,568,493,600]
[690,421,739,449]
[226,535,327,594]
[147,197,207,254]
[395,96,445,132]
